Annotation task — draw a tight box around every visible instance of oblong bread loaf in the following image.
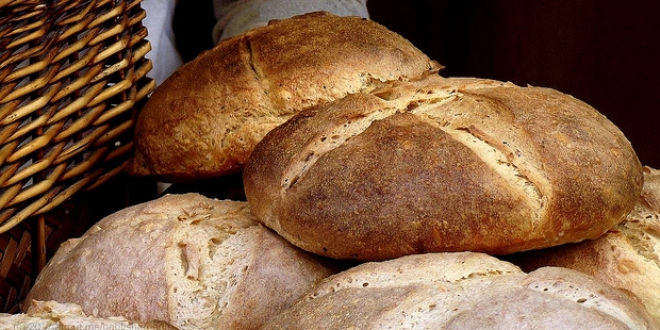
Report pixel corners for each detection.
[243,74,643,261]
[129,11,441,182]
[24,194,339,330]
[260,252,660,329]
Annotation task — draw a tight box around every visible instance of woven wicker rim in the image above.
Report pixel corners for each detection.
[0,0,154,232]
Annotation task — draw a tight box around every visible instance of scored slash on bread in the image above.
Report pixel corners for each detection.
[129,12,441,182]
[243,74,643,261]
[277,78,547,213]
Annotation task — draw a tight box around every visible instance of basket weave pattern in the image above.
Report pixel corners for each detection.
[0,0,154,232]
[0,0,155,312]
[0,198,93,313]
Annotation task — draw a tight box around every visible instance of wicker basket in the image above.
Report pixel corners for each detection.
[0,0,155,312]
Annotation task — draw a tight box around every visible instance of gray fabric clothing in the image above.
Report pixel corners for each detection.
[212,0,369,43]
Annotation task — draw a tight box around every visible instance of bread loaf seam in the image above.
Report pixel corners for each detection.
[166,202,254,329]
[245,37,265,83]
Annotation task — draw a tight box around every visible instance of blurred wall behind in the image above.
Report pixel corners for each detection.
[368,0,660,168]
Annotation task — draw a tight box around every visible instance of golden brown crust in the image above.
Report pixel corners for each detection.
[509,166,660,321]
[129,12,441,182]
[243,75,643,261]
[260,252,660,329]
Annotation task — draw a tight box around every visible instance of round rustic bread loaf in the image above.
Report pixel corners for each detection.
[2,301,176,330]
[24,194,338,330]
[260,252,660,329]
[509,166,660,322]
[129,11,441,182]
[243,74,643,261]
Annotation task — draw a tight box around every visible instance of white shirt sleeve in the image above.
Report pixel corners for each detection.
[211,0,369,44]
[141,0,184,86]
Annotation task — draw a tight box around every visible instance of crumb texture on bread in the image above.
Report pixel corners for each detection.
[244,75,643,261]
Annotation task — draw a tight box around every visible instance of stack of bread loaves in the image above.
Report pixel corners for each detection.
[508,166,660,321]
[16,11,660,329]
[127,11,441,181]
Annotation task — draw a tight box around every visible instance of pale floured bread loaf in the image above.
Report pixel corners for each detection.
[243,74,643,261]
[129,11,441,182]
[509,166,660,321]
[23,194,338,330]
[260,252,660,329]
[1,300,176,329]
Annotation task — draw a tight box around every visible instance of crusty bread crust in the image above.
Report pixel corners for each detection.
[24,194,338,330]
[509,166,660,321]
[129,12,441,182]
[260,252,660,329]
[243,75,643,261]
